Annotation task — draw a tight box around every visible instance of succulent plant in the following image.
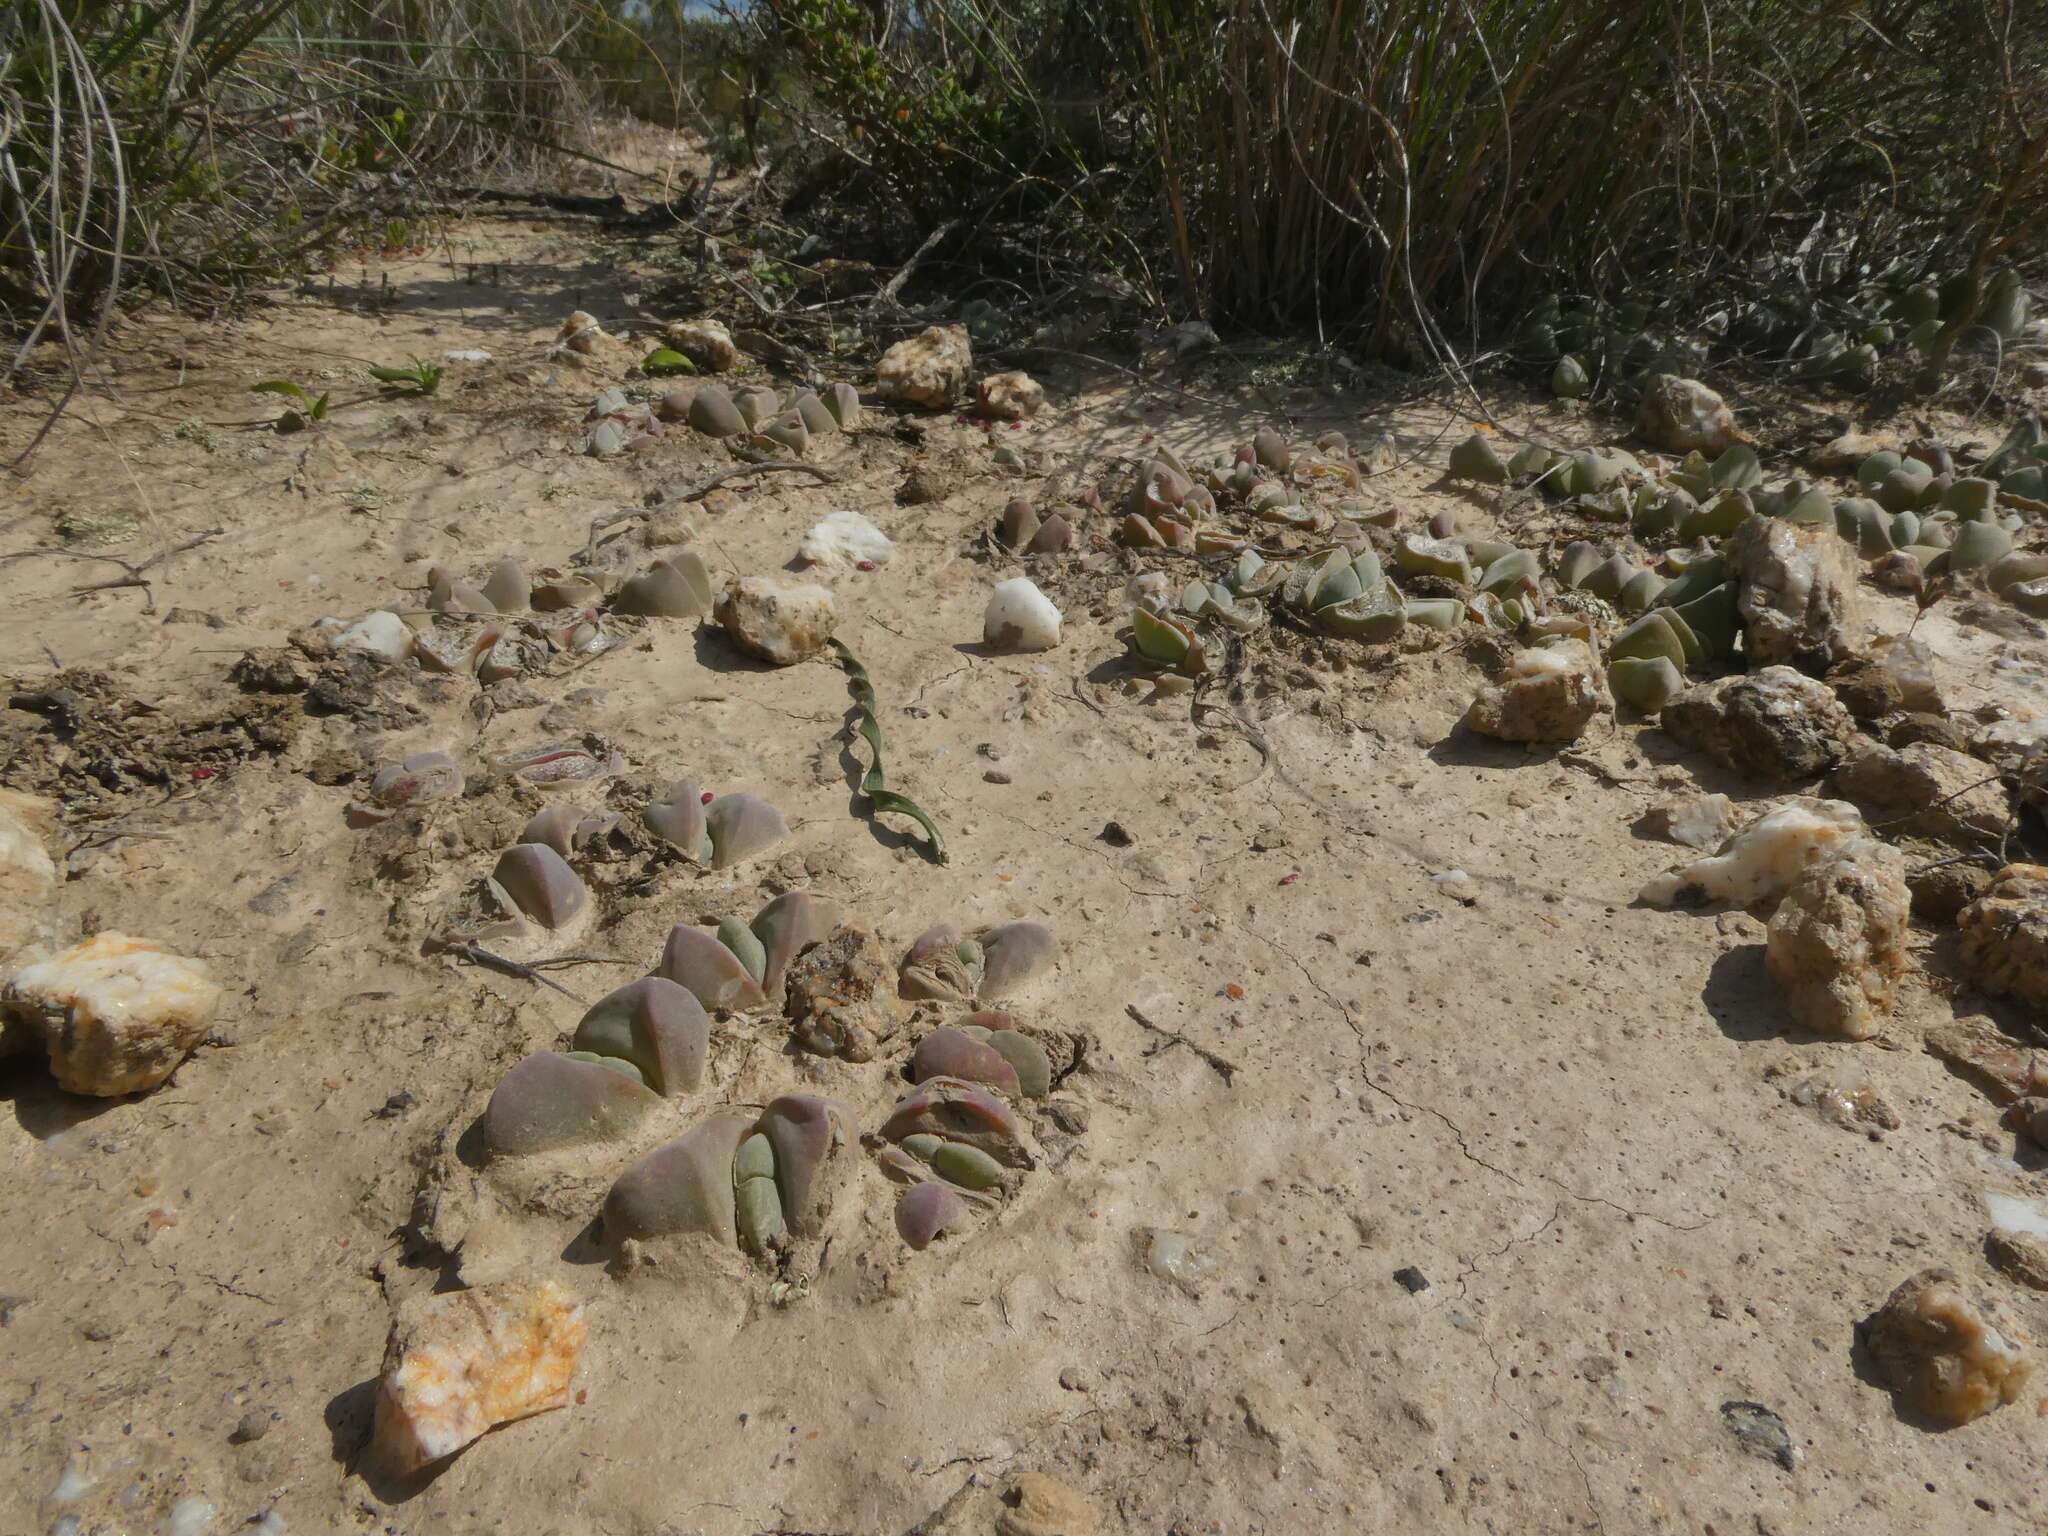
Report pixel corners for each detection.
[427,567,495,614]
[601,1094,853,1255]
[735,387,781,430]
[474,557,527,613]
[491,843,588,928]
[1282,547,1406,639]
[571,977,709,1096]
[822,381,862,431]
[1609,655,1684,712]
[655,388,696,424]
[602,1110,751,1244]
[480,1050,660,1159]
[658,892,836,1012]
[641,781,786,869]
[1128,606,1212,675]
[520,800,614,857]
[1252,428,1291,472]
[897,922,1056,1003]
[614,551,714,619]
[1948,519,2014,572]
[790,389,839,437]
[881,1076,1035,1169]
[687,384,746,437]
[956,1011,1052,1096]
[756,410,810,457]
[1552,356,1590,398]
[365,751,463,813]
[893,1180,971,1250]
[642,348,694,377]
[1448,434,1509,485]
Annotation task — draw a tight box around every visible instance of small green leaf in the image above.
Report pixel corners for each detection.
[642,348,696,378]
[252,380,308,403]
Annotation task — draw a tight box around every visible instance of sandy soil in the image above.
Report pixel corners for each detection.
[4,206,2048,1536]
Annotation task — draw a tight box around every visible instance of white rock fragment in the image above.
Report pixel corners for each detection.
[664,316,739,373]
[1764,835,1909,1039]
[1463,640,1610,742]
[371,1278,585,1475]
[333,610,414,662]
[442,349,492,363]
[1143,1228,1218,1292]
[5,933,221,1095]
[876,324,972,409]
[976,370,1045,421]
[716,576,837,666]
[1635,375,1747,455]
[157,1496,217,1536]
[1646,792,1737,850]
[1984,1193,2048,1241]
[798,510,894,568]
[983,578,1062,652]
[1868,1268,2030,1427]
[1639,799,1866,907]
[0,789,59,976]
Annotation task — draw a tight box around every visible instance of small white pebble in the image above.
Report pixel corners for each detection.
[158,1496,217,1536]
[49,1464,91,1503]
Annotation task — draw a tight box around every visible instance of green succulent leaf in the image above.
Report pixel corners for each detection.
[829,638,947,866]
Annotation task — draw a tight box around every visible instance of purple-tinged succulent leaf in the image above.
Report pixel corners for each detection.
[521,801,584,857]
[644,779,709,858]
[657,924,768,1012]
[1000,498,1041,551]
[977,921,1057,998]
[602,1111,753,1245]
[791,389,838,437]
[894,1181,969,1251]
[823,381,862,430]
[1027,513,1074,554]
[497,743,612,784]
[705,794,787,870]
[687,384,746,437]
[899,924,982,1002]
[480,1050,659,1159]
[755,1094,852,1238]
[428,567,495,614]
[910,1027,1021,1097]
[655,387,696,423]
[881,1076,1034,1168]
[572,976,709,1095]
[482,557,529,613]
[751,891,837,998]
[491,843,587,929]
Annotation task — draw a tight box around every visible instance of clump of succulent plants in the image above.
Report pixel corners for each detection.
[642,780,787,870]
[602,1093,856,1258]
[659,891,838,1012]
[909,1012,1053,1099]
[996,497,1077,555]
[614,550,714,619]
[872,1074,1040,1248]
[898,921,1058,1004]
[1282,546,1407,639]
[583,387,662,457]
